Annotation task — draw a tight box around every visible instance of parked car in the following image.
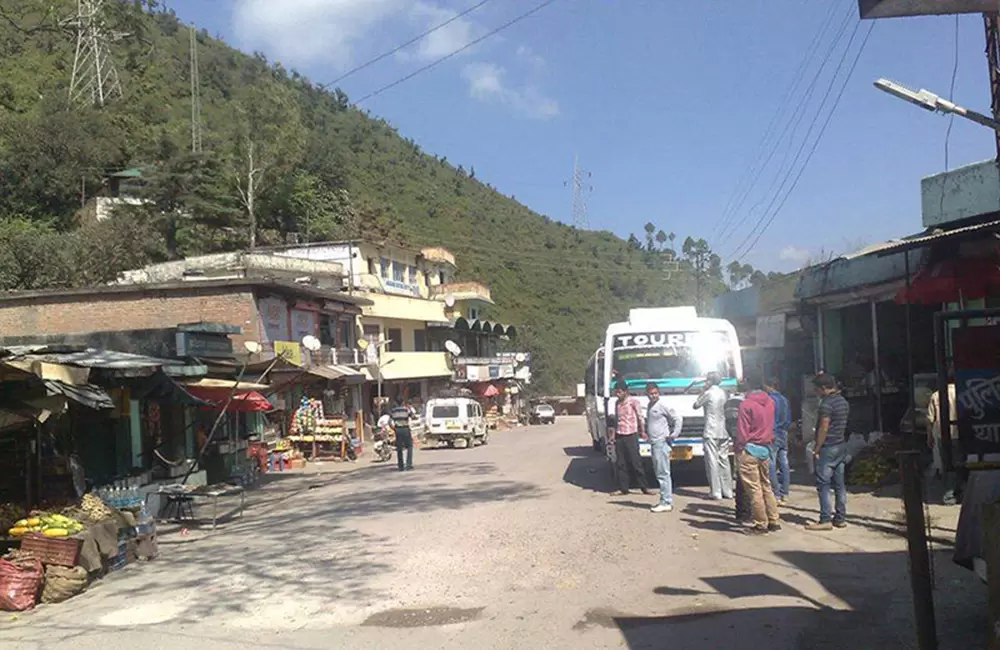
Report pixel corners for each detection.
[424,397,488,448]
[530,403,556,425]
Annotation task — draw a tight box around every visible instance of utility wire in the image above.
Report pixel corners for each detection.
[717,2,855,248]
[944,14,960,172]
[355,0,560,105]
[732,20,876,262]
[714,0,842,243]
[320,0,494,89]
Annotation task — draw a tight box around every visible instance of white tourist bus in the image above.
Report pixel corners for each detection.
[592,306,742,469]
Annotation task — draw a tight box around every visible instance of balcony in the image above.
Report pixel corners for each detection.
[421,247,456,267]
[254,342,367,367]
[363,292,449,322]
[430,281,493,305]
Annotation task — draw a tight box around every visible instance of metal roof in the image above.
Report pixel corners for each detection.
[0,346,206,376]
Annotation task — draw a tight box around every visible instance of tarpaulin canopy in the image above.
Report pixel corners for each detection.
[184,385,273,412]
[471,383,501,398]
[895,256,1000,305]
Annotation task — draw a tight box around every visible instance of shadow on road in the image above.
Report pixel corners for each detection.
[601,549,989,650]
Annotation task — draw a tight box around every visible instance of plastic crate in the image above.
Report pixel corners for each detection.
[20,534,81,568]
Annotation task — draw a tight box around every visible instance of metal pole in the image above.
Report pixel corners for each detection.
[905,250,917,437]
[897,450,938,650]
[871,298,883,432]
[933,312,952,471]
[985,12,1000,160]
[817,306,826,371]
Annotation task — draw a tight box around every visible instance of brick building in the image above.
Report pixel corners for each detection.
[0,278,370,360]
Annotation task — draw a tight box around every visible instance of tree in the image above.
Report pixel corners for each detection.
[128,151,240,259]
[643,222,656,251]
[231,82,306,248]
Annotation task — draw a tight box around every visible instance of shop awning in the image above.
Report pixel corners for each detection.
[471,383,501,398]
[895,256,1000,305]
[181,378,270,391]
[183,385,274,412]
[42,380,114,410]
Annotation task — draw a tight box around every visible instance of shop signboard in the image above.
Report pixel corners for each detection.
[274,341,303,366]
[175,332,233,358]
[290,309,317,342]
[259,297,289,341]
[953,326,1000,455]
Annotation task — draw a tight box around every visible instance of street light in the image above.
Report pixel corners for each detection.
[874,78,1000,132]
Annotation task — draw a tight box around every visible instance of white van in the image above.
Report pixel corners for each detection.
[424,398,489,449]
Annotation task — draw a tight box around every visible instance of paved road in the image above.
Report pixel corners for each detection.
[0,417,988,649]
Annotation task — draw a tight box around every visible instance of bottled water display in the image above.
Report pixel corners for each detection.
[96,478,144,509]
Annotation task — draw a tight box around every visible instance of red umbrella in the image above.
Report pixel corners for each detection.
[895,256,1000,305]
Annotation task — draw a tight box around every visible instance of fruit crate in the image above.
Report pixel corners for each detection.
[20,534,81,567]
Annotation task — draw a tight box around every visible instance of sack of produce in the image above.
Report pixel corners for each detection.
[41,565,88,604]
[0,556,43,611]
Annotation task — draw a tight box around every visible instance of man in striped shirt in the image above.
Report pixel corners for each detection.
[806,373,850,531]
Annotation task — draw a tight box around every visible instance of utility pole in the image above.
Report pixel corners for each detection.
[567,154,593,229]
[986,12,1000,160]
[189,25,203,154]
[69,0,124,107]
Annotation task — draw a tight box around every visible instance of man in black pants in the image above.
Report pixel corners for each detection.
[612,383,652,496]
[391,404,415,471]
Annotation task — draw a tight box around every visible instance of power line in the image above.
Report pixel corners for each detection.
[714,0,842,244]
[732,20,876,262]
[355,0,560,105]
[716,1,855,248]
[321,0,493,90]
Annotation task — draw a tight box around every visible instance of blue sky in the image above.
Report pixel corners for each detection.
[165,0,996,272]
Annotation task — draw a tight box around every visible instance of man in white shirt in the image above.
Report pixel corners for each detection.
[694,371,734,500]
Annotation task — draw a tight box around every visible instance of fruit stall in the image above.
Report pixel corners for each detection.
[285,397,356,460]
[0,493,157,611]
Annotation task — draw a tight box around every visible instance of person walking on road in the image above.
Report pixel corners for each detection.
[391,403,416,472]
[612,382,652,496]
[694,372,733,500]
[806,374,850,530]
[735,375,781,535]
[645,383,682,513]
[764,378,792,503]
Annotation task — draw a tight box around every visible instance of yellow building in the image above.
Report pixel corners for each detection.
[270,240,513,407]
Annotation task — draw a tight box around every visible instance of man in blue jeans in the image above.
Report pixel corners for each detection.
[645,383,682,513]
[764,378,791,503]
[806,373,850,530]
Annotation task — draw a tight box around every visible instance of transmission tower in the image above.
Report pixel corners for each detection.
[568,154,593,229]
[69,0,124,106]
[190,25,203,153]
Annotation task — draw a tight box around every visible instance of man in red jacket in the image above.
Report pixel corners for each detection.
[736,374,781,535]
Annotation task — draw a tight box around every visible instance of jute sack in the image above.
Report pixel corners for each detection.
[41,565,88,604]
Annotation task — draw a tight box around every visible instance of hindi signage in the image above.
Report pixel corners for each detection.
[953,327,1000,455]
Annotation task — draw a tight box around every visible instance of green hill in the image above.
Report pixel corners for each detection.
[0,0,742,392]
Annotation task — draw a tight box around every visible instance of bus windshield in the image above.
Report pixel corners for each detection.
[610,331,735,383]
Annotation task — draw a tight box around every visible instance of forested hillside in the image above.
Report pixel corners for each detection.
[0,0,768,392]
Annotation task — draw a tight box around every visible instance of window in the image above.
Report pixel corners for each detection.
[585,356,595,396]
[387,328,403,352]
[439,271,446,285]
[368,257,376,275]
[392,262,404,283]
[596,354,606,397]
[380,257,390,278]
[466,403,476,418]
[319,315,336,346]
[409,265,418,284]
[414,329,427,352]
[468,307,480,321]
[338,318,353,349]
[432,405,459,419]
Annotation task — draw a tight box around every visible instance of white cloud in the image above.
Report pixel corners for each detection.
[402,2,483,61]
[233,0,405,68]
[462,62,559,119]
[232,1,560,116]
[779,245,812,267]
